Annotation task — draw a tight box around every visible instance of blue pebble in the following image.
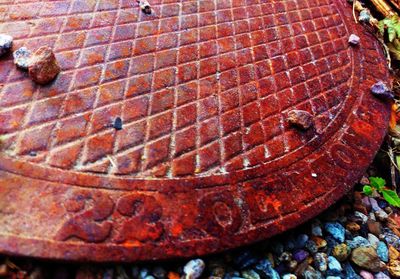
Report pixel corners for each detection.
[375,271,391,279]
[326,269,343,277]
[284,237,296,251]
[327,256,342,272]
[325,235,338,249]
[377,199,389,209]
[345,230,353,240]
[359,10,371,23]
[377,241,389,262]
[344,262,362,279]
[271,242,284,255]
[312,222,323,237]
[305,240,318,254]
[255,259,280,279]
[325,222,345,243]
[234,251,258,269]
[383,229,400,249]
[274,262,288,275]
[346,236,370,249]
[303,270,323,279]
[294,234,309,249]
[293,250,309,262]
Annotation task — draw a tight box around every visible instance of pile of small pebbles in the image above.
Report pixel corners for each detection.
[0,33,60,85]
[2,188,400,279]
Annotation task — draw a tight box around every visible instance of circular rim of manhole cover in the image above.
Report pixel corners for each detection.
[0,0,391,261]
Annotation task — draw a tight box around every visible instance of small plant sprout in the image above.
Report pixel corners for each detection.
[363,176,400,207]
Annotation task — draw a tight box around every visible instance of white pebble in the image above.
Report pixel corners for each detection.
[184,259,205,279]
[355,211,368,224]
[283,274,297,279]
[0,34,13,56]
[13,47,31,70]
[348,34,360,46]
[368,233,380,249]
[375,210,388,221]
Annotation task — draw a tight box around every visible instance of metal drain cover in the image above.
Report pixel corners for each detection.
[0,0,391,261]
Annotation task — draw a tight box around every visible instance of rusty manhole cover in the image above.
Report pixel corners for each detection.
[0,0,391,261]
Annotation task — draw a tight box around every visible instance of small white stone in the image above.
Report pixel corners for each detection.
[138,0,151,14]
[0,34,13,56]
[354,211,368,224]
[311,173,317,178]
[13,47,31,70]
[348,34,360,46]
[375,210,388,221]
[368,233,380,249]
[184,259,205,279]
[282,274,297,279]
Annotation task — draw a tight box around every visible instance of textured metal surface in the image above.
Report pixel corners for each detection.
[0,0,391,261]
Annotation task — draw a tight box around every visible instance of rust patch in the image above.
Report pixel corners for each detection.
[0,0,392,261]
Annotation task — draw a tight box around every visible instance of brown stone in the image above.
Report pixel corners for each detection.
[28,46,60,85]
[351,247,381,272]
[354,204,369,215]
[294,260,309,277]
[0,0,391,261]
[388,215,400,237]
[389,246,400,261]
[0,264,8,277]
[287,110,314,130]
[332,244,350,262]
[311,236,327,250]
[346,222,361,232]
[389,260,400,278]
[367,220,382,236]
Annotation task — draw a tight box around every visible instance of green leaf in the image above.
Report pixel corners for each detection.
[389,27,397,42]
[363,185,373,196]
[369,177,386,192]
[382,189,400,207]
[394,24,400,38]
[379,20,385,35]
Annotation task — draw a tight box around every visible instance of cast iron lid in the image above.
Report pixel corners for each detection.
[0,0,391,261]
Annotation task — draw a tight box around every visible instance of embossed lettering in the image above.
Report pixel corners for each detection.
[330,143,357,169]
[56,191,114,243]
[114,194,164,243]
[198,192,242,237]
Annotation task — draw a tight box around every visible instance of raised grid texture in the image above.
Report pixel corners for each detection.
[0,0,351,178]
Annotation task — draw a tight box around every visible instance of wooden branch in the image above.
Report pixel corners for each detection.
[370,0,396,17]
[388,0,400,13]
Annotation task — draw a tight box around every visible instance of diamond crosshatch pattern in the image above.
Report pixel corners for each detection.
[1,0,351,178]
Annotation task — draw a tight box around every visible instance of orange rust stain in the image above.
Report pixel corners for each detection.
[87,52,104,64]
[114,61,125,71]
[167,272,180,279]
[390,103,398,130]
[170,223,183,237]
[67,17,84,29]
